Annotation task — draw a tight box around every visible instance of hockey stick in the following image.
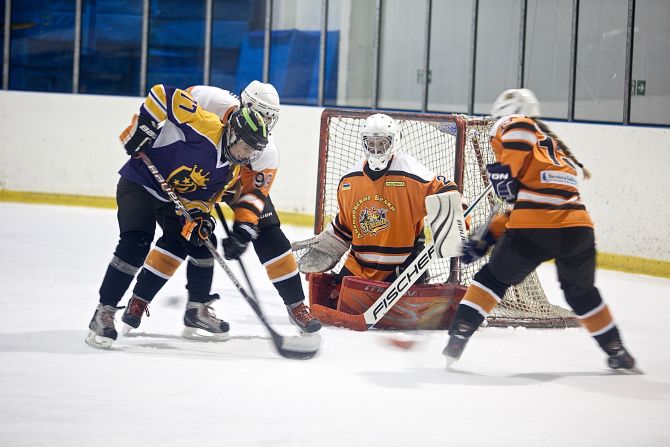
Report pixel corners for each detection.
[311,183,494,330]
[136,152,319,359]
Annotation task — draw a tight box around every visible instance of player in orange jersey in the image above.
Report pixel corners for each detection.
[295,113,462,284]
[443,89,637,372]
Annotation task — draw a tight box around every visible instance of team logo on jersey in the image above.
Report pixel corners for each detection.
[358,205,390,236]
[167,164,210,193]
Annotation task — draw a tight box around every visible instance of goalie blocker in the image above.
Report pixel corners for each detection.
[296,190,476,331]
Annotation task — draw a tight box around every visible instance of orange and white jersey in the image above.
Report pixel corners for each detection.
[188,85,279,226]
[330,152,458,282]
[490,115,593,229]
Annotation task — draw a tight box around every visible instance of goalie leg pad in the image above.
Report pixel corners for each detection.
[292,231,350,273]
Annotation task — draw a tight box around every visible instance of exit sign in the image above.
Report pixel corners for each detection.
[632,80,646,96]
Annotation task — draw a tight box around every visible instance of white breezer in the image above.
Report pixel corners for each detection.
[291,230,350,273]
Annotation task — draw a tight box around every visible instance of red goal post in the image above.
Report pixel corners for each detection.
[312,108,578,328]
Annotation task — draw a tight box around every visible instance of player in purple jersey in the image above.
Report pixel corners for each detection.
[85,84,268,349]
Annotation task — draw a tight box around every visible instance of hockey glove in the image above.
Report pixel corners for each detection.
[120,113,158,156]
[487,162,519,203]
[180,209,215,246]
[221,222,257,260]
[460,231,497,265]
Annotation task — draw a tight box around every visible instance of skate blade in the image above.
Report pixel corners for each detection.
[445,356,458,370]
[182,327,231,342]
[610,366,644,375]
[85,330,114,349]
[121,323,134,335]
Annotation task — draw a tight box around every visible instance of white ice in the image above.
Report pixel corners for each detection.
[0,202,668,447]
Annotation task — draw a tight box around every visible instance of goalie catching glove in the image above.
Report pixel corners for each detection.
[291,230,350,273]
[180,209,215,246]
[119,113,159,156]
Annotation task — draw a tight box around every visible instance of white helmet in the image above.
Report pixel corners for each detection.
[241,80,280,131]
[490,88,541,119]
[361,113,399,171]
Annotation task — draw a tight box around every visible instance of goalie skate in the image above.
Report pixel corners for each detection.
[85,304,122,349]
[182,297,230,341]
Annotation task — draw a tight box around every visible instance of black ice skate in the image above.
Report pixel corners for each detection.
[182,295,230,341]
[605,341,639,373]
[121,295,150,334]
[287,302,322,334]
[442,320,477,368]
[85,304,123,349]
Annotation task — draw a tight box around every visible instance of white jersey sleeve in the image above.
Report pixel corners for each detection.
[187,85,239,120]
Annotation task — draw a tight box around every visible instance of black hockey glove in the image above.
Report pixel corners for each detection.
[221,222,257,260]
[460,231,497,265]
[487,162,519,203]
[120,113,158,156]
[180,209,215,246]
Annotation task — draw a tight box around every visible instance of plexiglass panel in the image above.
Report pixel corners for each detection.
[524,0,571,119]
[630,0,670,125]
[324,0,375,108]
[211,0,265,95]
[270,0,321,105]
[473,0,522,115]
[574,0,627,122]
[147,0,206,92]
[79,0,142,96]
[9,0,75,92]
[427,0,474,113]
[378,0,428,110]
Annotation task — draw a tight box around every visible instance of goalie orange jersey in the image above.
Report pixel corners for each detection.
[490,115,593,229]
[330,152,458,282]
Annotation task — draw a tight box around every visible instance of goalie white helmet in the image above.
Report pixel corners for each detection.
[361,113,399,171]
[490,88,541,119]
[241,80,281,131]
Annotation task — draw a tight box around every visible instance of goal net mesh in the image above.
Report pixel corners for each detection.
[314,110,578,328]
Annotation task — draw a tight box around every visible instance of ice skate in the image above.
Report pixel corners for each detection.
[605,341,640,373]
[182,295,230,341]
[287,301,322,335]
[85,304,122,349]
[121,295,150,334]
[442,320,477,369]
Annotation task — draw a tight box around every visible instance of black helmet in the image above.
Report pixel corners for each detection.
[223,107,269,165]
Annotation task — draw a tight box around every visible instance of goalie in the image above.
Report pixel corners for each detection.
[292,113,468,330]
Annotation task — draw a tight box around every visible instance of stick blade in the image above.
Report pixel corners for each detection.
[273,332,321,360]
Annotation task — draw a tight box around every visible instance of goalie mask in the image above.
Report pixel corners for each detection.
[490,88,541,119]
[241,80,281,131]
[223,107,268,165]
[361,113,399,171]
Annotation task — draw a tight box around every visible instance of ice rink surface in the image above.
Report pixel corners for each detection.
[1,202,668,447]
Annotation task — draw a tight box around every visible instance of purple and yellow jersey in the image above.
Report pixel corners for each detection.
[119,84,239,210]
[186,85,280,227]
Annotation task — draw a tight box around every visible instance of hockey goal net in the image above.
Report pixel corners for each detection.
[314,108,578,328]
